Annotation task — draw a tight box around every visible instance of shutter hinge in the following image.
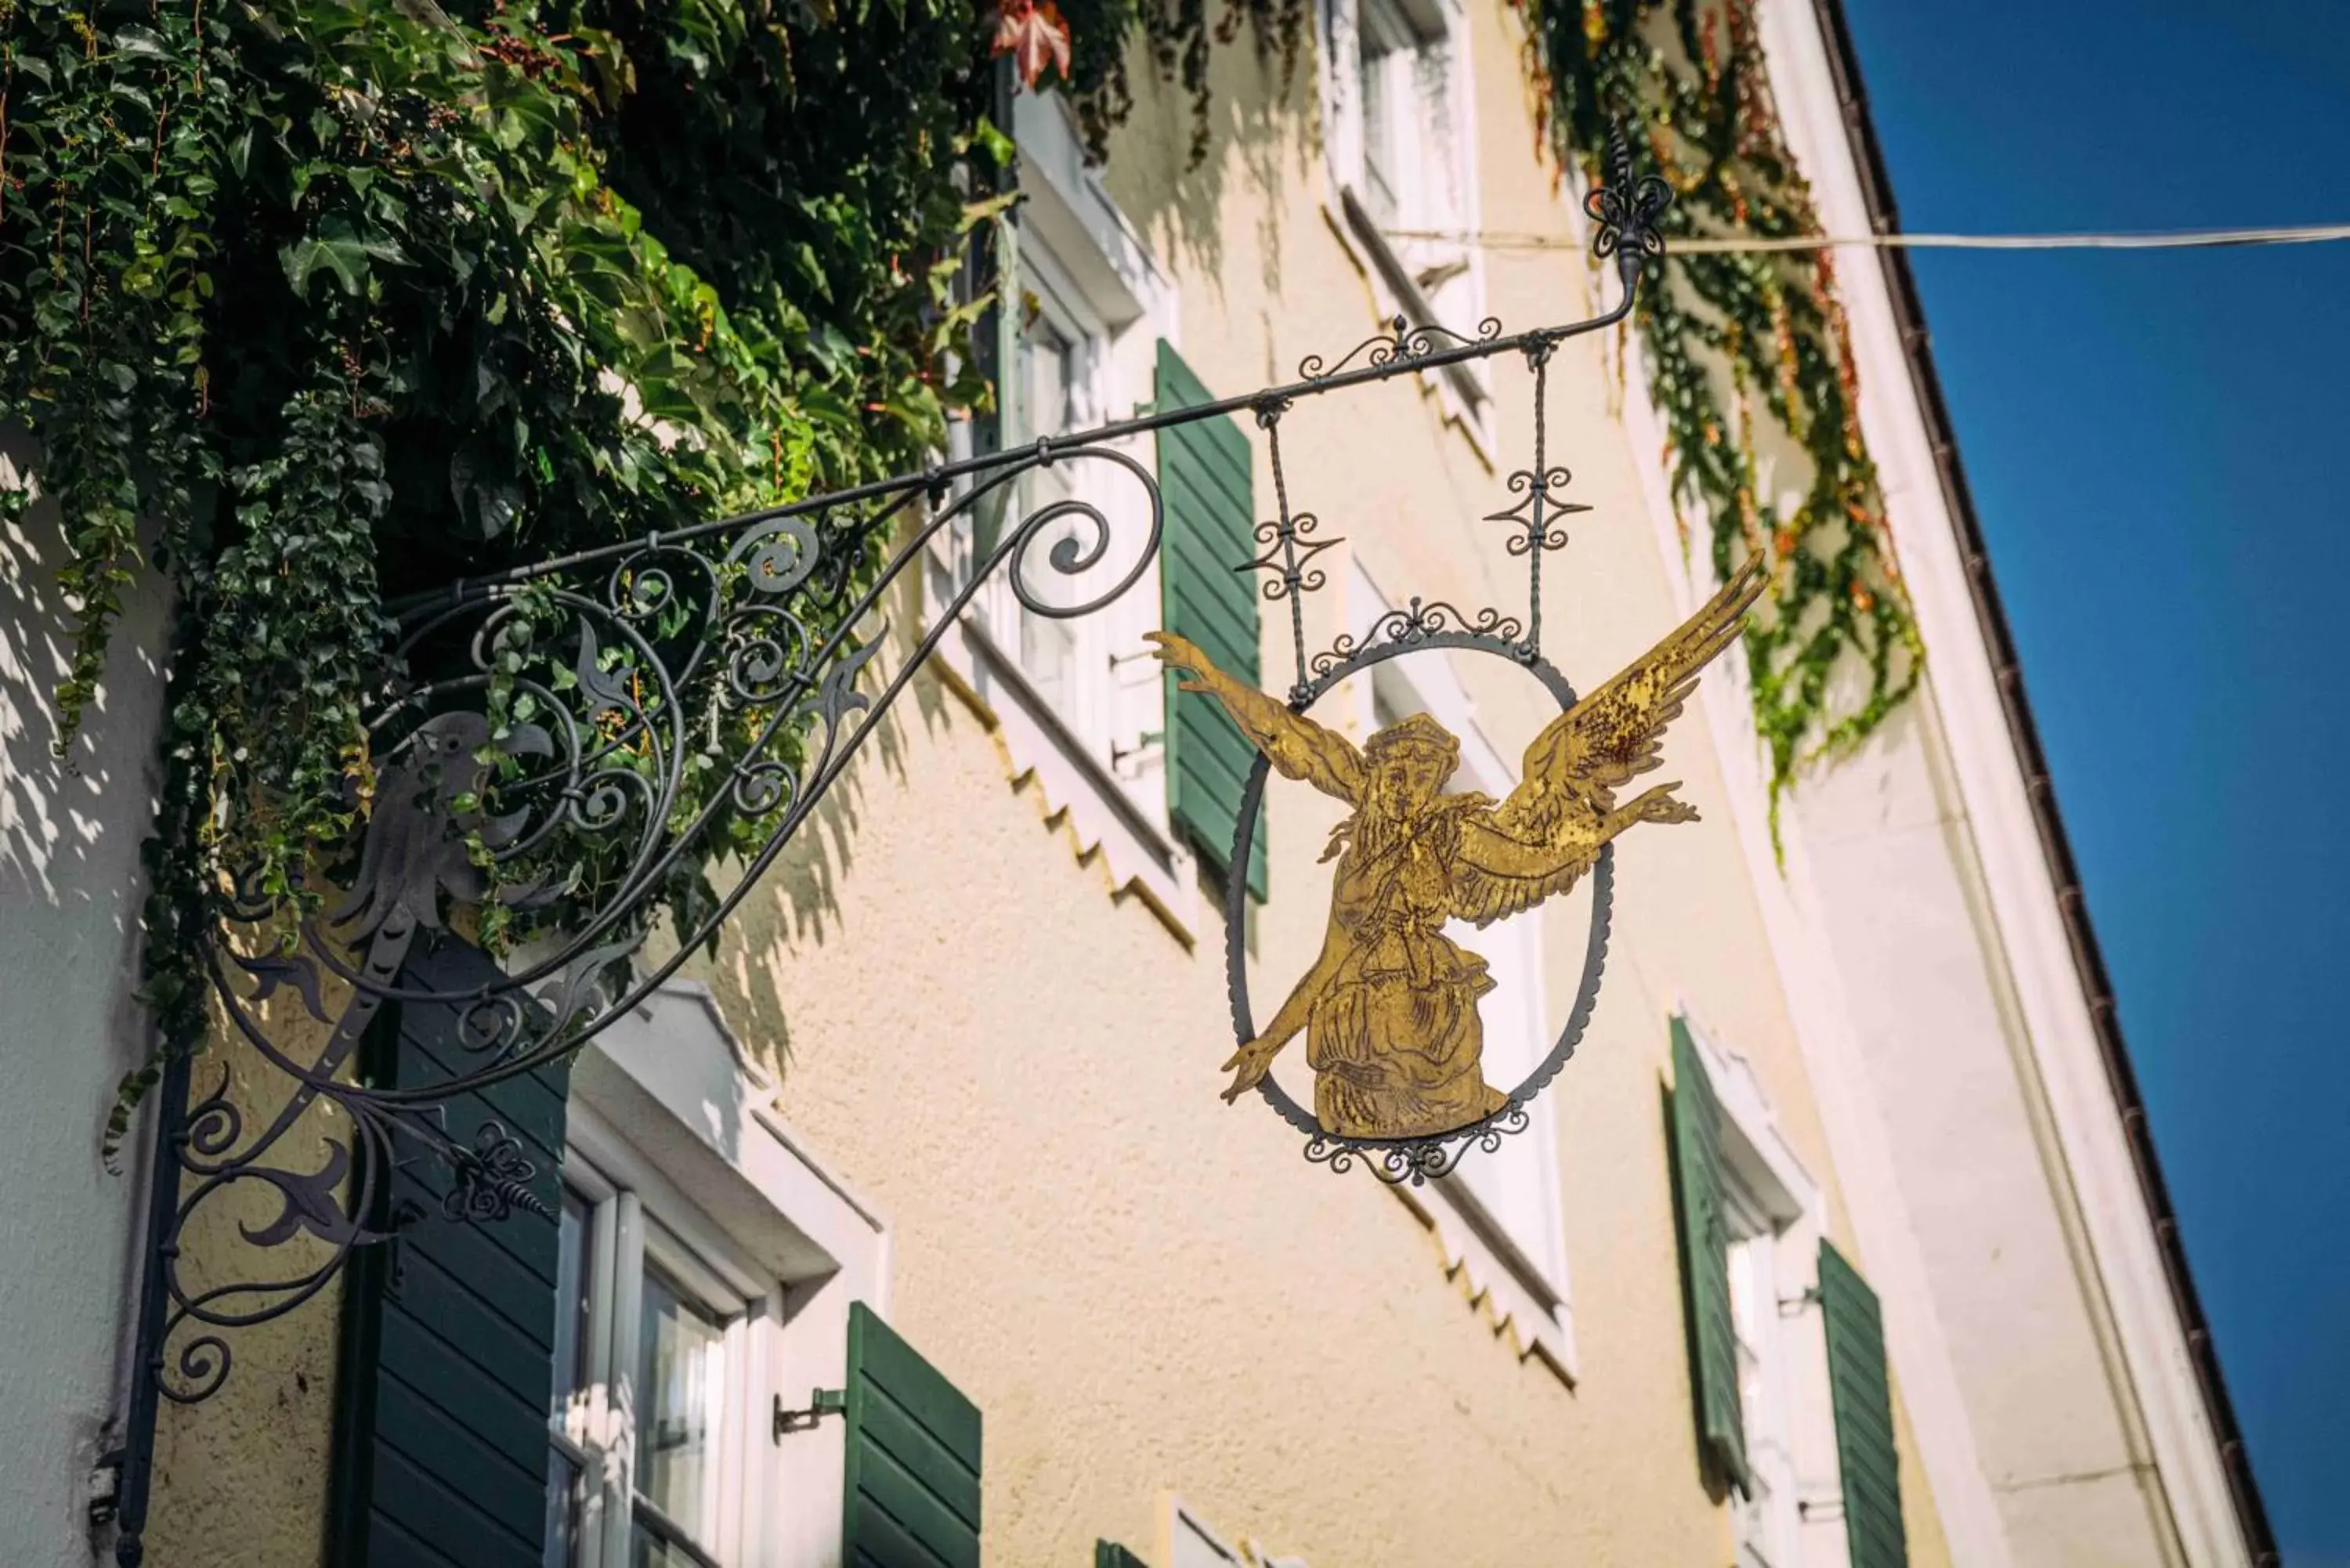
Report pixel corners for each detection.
[1110,729,1166,773]
[773,1387,846,1440]
[1777,1286,1821,1317]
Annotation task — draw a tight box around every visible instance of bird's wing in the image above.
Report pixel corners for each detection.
[1493,554,1767,839]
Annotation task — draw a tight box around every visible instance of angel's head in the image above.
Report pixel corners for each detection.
[1364,712,1460,815]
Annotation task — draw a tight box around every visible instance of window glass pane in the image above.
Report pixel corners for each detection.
[1020,311,1077,438]
[551,1187,592,1413]
[544,1450,585,1568]
[1359,49,1397,223]
[635,1266,727,1551]
[1013,304,1083,706]
[1357,0,1408,224]
[544,1187,594,1568]
[631,1519,714,1568]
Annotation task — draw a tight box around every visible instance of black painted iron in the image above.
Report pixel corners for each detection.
[103,130,1671,1563]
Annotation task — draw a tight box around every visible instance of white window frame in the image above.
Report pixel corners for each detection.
[1164,1498,1247,1568]
[1316,0,1494,439]
[926,89,1198,934]
[1159,1497,1308,1568]
[551,1132,768,1568]
[1347,558,1576,1378]
[1674,1009,1851,1568]
[555,981,891,1568]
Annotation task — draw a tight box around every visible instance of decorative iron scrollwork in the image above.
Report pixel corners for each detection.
[108,132,1671,1566]
[1296,312,1507,382]
[444,1122,552,1223]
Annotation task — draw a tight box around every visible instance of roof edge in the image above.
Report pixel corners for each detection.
[1798,1,2279,1560]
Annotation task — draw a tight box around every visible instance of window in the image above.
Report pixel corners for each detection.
[546,1188,595,1566]
[1353,562,1574,1374]
[1170,1508,1244,1568]
[1321,0,1488,415]
[1671,1013,1856,1568]
[942,106,1159,784]
[547,1150,762,1568]
[925,88,1196,924]
[1001,263,1107,737]
[551,980,895,1568]
[1162,1498,1307,1568]
[1725,1172,1798,1568]
[1354,0,1439,234]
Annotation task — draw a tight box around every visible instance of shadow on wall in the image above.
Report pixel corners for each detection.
[1094,22,1322,373]
[0,425,172,1015]
[0,427,178,1568]
[656,565,945,1081]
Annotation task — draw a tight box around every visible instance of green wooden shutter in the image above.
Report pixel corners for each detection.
[1668,1016,1748,1495]
[842,1301,983,1567]
[1095,1544,1151,1568]
[1820,1241,1909,1568]
[1155,340,1267,901]
[331,938,570,1567]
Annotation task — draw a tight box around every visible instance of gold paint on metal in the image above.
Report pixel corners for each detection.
[1145,555,1767,1139]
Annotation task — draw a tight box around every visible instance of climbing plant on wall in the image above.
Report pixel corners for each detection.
[1055,0,1311,163]
[9,0,1904,1154]
[1513,0,1921,830]
[0,0,1002,1153]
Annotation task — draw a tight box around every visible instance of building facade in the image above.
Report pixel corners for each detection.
[0,1,2269,1566]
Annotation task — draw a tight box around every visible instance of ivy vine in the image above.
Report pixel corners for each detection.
[1058,0,1311,164]
[11,0,1911,1162]
[1515,0,1922,833]
[1,0,1002,1159]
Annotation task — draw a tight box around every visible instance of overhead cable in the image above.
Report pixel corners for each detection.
[1379,221,2350,255]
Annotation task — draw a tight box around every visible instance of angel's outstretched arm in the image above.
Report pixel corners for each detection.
[1144,630,1365,806]
[1449,783,1700,927]
[1220,923,1349,1102]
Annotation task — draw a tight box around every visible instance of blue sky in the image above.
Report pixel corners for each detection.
[1834,2,2349,1560]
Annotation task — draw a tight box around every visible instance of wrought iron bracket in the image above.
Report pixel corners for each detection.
[103,129,1672,1566]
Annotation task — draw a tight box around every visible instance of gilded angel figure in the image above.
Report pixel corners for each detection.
[1144,555,1766,1140]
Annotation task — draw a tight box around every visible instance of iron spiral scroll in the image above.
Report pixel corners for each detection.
[106,132,1672,1565]
[144,441,1169,1407]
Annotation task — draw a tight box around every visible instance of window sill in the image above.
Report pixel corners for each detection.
[1394,1176,1579,1386]
[927,609,1202,946]
[1324,183,1497,461]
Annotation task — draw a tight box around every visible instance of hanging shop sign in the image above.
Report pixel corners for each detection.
[106,133,1694,1562]
[1152,554,1759,1183]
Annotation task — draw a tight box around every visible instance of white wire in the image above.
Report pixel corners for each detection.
[1379,222,2350,254]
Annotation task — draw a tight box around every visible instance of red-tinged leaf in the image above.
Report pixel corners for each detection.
[991,0,1071,89]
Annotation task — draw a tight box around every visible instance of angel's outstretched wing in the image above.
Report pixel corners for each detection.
[1451,818,1603,927]
[1497,553,1766,839]
[1447,555,1766,927]
[1144,630,1366,806]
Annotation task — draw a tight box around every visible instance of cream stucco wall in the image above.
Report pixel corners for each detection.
[2,453,172,1568]
[696,7,1961,1563]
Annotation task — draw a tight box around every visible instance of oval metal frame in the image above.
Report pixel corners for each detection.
[1220,627,1615,1186]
